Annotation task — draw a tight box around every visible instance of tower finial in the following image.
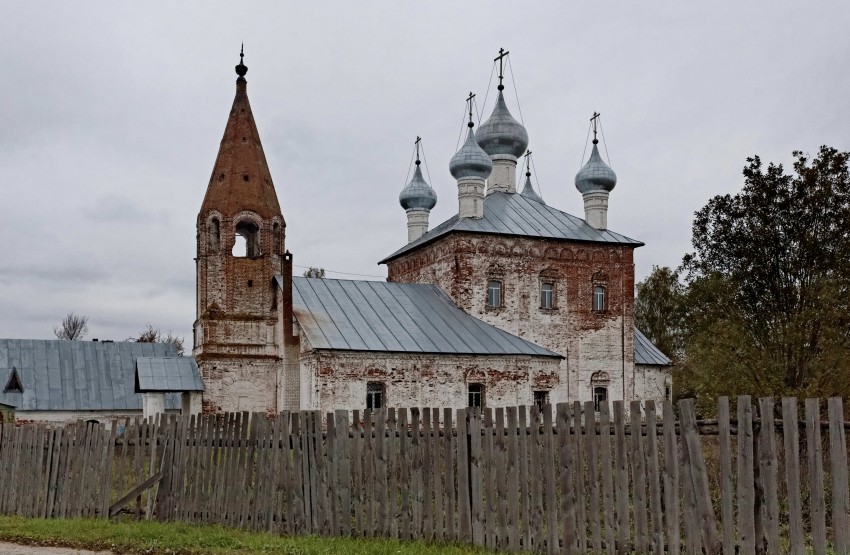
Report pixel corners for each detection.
[495,48,509,91]
[466,91,476,128]
[590,111,600,144]
[414,136,421,166]
[235,43,248,79]
[524,149,532,177]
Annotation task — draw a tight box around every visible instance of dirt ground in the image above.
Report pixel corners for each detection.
[0,542,113,555]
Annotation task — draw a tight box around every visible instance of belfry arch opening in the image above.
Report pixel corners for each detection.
[233,221,261,258]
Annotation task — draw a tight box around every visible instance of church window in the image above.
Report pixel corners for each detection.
[593,285,606,312]
[665,384,672,401]
[487,281,502,308]
[468,383,484,408]
[209,218,220,252]
[540,282,554,309]
[233,220,261,258]
[4,368,22,394]
[533,390,549,412]
[593,386,608,413]
[366,382,385,409]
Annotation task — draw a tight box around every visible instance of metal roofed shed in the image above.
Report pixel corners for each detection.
[634,328,672,366]
[135,357,203,393]
[291,276,562,358]
[380,191,643,264]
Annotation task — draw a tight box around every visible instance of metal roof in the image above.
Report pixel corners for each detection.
[634,328,672,366]
[135,357,203,392]
[291,277,562,358]
[380,191,643,263]
[0,339,185,411]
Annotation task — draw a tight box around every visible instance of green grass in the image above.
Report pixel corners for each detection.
[0,516,498,555]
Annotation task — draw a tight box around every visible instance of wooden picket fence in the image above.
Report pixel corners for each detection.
[1,396,850,554]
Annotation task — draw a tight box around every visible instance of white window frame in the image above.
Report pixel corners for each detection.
[593,285,606,312]
[487,281,502,308]
[540,282,554,309]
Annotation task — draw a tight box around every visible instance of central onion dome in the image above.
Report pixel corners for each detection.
[399,160,437,210]
[450,125,493,180]
[520,170,544,204]
[575,140,617,193]
[476,91,529,158]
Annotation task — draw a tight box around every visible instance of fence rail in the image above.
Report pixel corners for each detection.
[1,396,848,554]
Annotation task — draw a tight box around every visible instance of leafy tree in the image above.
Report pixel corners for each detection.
[303,267,326,278]
[680,146,850,405]
[132,323,185,356]
[53,312,89,341]
[634,266,686,362]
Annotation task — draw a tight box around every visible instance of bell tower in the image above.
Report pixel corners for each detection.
[193,47,291,414]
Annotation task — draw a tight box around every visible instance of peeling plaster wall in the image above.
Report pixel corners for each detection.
[634,364,672,405]
[386,231,638,405]
[299,345,561,414]
[199,358,279,415]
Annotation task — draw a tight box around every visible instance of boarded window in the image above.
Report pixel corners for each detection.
[468,383,484,408]
[366,382,384,409]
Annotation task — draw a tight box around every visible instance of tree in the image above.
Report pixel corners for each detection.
[133,323,185,356]
[680,146,850,405]
[303,267,326,278]
[634,266,686,362]
[54,312,89,341]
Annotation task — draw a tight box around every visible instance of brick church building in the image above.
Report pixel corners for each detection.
[193,51,670,415]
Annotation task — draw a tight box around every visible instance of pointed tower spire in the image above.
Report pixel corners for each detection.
[519,150,544,204]
[399,137,438,243]
[575,112,617,230]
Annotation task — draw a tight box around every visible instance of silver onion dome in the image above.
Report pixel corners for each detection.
[575,141,617,194]
[450,127,493,180]
[476,90,529,158]
[399,162,437,210]
[520,171,544,204]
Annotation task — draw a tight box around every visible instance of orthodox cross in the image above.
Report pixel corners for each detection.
[524,149,533,175]
[494,48,510,90]
[590,111,601,142]
[414,136,421,164]
[466,91,476,126]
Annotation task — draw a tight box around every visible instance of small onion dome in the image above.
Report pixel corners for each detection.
[520,171,544,204]
[399,162,437,210]
[476,90,529,158]
[575,141,617,194]
[450,127,493,180]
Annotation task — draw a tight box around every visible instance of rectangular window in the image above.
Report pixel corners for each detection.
[540,282,554,309]
[366,382,384,409]
[665,385,672,401]
[468,383,484,408]
[593,285,606,312]
[593,386,608,412]
[487,281,502,308]
[533,391,549,412]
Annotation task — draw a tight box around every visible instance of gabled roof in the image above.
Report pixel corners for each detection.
[0,339,185,411]
[380,191,643,264]
[135,357,204,393]
[634,328,672,366]
[291,277,562,358]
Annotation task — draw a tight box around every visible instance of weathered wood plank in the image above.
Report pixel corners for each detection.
[335,410,351,537]
[806,399,826,555]
[530,405,544,553]
[387,408,398,539]
[493,407,506,550]
[423,408,434,542]
[443,407,456,542]
[572,401,586,554]
[457,408,471,544]
[662,401,680,555]
[399,408,412,540]
[376,409,389,538]
[542,406,557,555]
[680,433,700,555]
[829,397,850,554]
[716,397,734,555]
[613,401,629,554]
[351,409,363,536]
[557,403,576,555]
[644,401,663,555]
[630,401,649,553]
[680,398,721,554]
[757,397,779,554]
[600,402,616,555]
[432,408,444,542]
[582,401,601,554]
[780,398,804,555]
[518,406,530,552]
[736,396,756,554]
[469,407,484,546]
[482,408,494,549]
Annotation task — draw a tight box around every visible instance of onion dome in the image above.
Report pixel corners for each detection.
[476,91,529,158]
[399,160,437,210]
[575,140,617,194]
[450,125,493,180]
[520,170,544,204]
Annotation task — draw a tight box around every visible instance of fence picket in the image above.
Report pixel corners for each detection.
[737,396,756,554]
[806,399,827,555]
[630,401,649,553]
[829,397,850,554]
[600,402,616,555]
[506,406,519,552]
[757,397,780,554]
[717,397,734,555]
[613,401,629,554]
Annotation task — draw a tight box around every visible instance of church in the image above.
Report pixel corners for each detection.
[193,49,671,417]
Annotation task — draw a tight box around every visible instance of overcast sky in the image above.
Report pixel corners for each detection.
[1,2,848,343]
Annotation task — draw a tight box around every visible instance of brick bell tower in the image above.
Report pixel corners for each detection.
[193,47,292,414]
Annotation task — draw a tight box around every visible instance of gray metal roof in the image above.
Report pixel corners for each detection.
[450,127,493,180]
[135,357,203,392]
[634,328,672,366]
[291,276,562,358]
[399,163,438,211]
[0,339,185,411]
[476,90,529,158]
[380,191,643,263]
[575,142,617,194]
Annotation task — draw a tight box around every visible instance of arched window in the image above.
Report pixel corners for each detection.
[233,221,261,258]
[209,218,220,253]
[593,285,605,312]
[591,371,610,413]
